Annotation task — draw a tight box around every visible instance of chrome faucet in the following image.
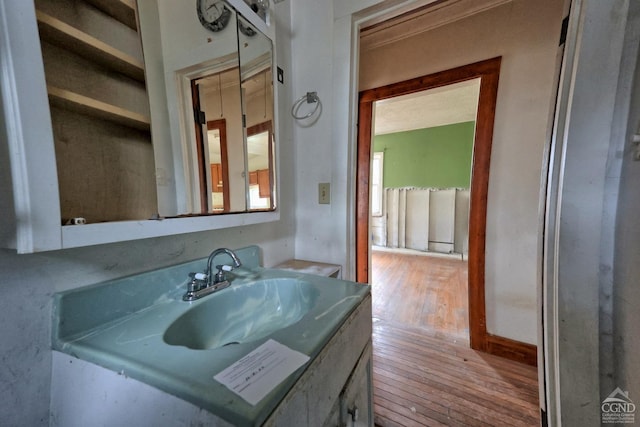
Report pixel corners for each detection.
[206,247,242,286]
[183,248,242,301]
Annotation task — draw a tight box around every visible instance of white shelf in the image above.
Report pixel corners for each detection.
[84,0,138,30]
[36,10,145,82]
[61,211,280,249]
[47,85,150,131]
[274,259,341,278]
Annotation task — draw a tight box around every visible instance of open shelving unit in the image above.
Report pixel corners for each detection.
[84,0,138,30]
[47,85,150,131]
[36,11,145,82]
[34,0,157,224]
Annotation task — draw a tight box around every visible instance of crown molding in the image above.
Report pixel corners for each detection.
[360,0,512,51]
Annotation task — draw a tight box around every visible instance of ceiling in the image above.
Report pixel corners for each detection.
[373,78,481,135]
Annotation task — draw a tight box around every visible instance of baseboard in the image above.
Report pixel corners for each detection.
[485,334,537,366]
[371,245,465,260]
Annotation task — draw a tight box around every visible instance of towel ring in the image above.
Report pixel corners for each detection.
[291,92,322,120]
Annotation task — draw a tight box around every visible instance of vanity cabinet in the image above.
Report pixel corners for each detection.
[262,295,372,426]
[323,343,373,427]
[50,259,373,427]
[52,337,373,427]
[342,345,374,427]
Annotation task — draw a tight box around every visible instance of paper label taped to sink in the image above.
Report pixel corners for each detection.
[214,339,310,405]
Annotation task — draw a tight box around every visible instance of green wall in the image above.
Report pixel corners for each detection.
[373,121,475,189]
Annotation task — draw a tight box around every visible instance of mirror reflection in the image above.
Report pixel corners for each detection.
[238,14,275,211]
[247,120,274,209]
[186,7,276,214]
[191,67,246,213]
[206,122,229,212]
[136,0,276,218]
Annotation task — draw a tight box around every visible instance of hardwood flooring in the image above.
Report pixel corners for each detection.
[371,250,469,341]
[370,250,539,426]
[372,321,540,426]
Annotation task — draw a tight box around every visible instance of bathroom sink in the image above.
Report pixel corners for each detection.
[163,278,318,350]
[53,246,371,426]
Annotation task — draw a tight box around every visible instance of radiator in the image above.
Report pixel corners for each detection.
[374,187,469,255]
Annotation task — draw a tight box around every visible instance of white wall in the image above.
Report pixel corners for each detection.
[0,2,295,426]
[360,1,564,346]
[289,0,563,344]
[289,1,342,269]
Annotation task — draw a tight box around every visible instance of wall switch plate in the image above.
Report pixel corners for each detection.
[318,183,330,204]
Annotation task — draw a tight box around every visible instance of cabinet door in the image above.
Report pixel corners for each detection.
[340,342,373,427]
[249,171,258,185]
[322,399,341,427]
[210,163,224,192]
[257,168,271,198]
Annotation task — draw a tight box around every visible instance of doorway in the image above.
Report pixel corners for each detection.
[357,57,501,352]
[368,79,479,341]
[359,57,541,427]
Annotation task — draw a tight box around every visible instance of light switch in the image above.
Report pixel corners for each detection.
[318,183,330,204]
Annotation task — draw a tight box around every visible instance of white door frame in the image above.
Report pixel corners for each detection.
[542,0,637,425]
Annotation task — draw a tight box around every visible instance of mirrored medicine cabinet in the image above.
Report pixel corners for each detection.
[0,0,278,253]
[181,11,276,214]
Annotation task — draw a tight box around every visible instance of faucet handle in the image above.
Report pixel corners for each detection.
[187,272,208,289]
[186,278,198,293]
[188,272,208,282]
[184,272,207,301]
[213,264,234,284]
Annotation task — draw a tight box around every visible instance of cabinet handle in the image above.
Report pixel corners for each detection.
[347,406,359,422]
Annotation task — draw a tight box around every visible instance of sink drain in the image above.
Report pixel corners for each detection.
[222,341,240,347]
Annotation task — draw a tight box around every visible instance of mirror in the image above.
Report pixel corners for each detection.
[191,66,246,213]
[137,0,276,217]
[1,0,280,253]
[247,121,275,210]
[238,14,275,211]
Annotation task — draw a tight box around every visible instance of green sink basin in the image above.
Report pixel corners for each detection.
[163,278,318,350]
[52,246,371,427]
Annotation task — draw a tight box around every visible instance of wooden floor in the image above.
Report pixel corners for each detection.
[371,251,469,341]
[370,251,540,426]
